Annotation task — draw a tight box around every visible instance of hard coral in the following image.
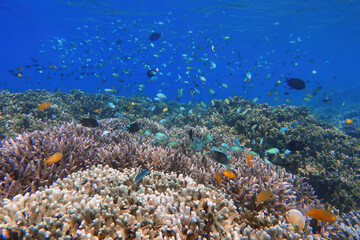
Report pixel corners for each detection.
[0,165,323,240]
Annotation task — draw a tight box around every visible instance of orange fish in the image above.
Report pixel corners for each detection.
[45,152,63,165]
[256,190,272,207]
[345,119,353,124]
[17,73,23,77]
[247,153,253,165]
[307,208,336,222]
[37,102,52,110]
[222,170,235,179]
[215,172,222,185]
[93,109,103,113]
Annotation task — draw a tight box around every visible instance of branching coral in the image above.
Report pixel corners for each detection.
[0,165,325,240]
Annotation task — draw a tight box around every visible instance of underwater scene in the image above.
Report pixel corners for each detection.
[1,0,360,239]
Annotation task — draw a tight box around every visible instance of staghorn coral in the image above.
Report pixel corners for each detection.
[0,165,324,240]
[335,210,360,240]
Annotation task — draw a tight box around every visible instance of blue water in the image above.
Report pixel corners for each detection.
[1,0,360,107]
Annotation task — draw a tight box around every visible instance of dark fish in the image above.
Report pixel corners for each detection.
[147,69,156,78]
[189,129,194,141]
[321,93,331,103]
[80,118,99,128]
[285,77,306,90]
[212,150,229,165]
[127,122,141,133]
[286,140,305,152]
[310,219,322,234]
[135,169,150,183]
[149,32,162,41]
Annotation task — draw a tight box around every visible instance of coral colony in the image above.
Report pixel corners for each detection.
[0,90,360,239]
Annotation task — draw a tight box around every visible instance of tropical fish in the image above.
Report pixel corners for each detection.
[155,132,169,142]
[209,60,216,69]
[221,143,230,149]
[286,209,305,230]
[279,126,289,133]
[345,119,353,124]
[127,122,141,133]
[233,138,242,147]
[208,88,215,95]
[93,109,103,113]
[241,109,248,116]
[286,140,305,152]
[167,141,180,146]
[236,107,242,114]
[37,102,52,110]
[147,69,157,77]
[45,152,63,165]
[156,93,167,99]
[159,119,169,124]
[212,150,229,166]
[222,170,235,179]
[265,148,279,154]
[230,146,242,152]
[220,83,228,88]
[135,169,150,183]
[107,102,115,108]
[290,121,301,128]
[149,32,162,41]
[256,190,273,207]
[189,129,194,141]
[80,118,99,128]
[205,133,213,141]
[307,209,336,222]
[143,129,152,136]
[247,153,253,165]
[285,77,306,90]
[215,172,222,185]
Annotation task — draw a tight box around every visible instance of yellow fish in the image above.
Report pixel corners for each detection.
[45,152,63,165]
[345,119,353,124]
[256,190,272,207]
[37,102,52,110]
[222,170,235,179]
[307,208,336,222]
[215,172,222,185]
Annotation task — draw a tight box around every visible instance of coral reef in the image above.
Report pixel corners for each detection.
[0,118,347,238]
[200,97,360,212]
[0,165,330,239]
[0,89,198,139]
[0,119,318,216]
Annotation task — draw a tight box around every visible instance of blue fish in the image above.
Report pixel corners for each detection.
[115,112,123,118]
[135,169,150,184]
[291,121,301,128]
[233,138,242,147]
[279,126,290,133]
[208,120,213,128]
